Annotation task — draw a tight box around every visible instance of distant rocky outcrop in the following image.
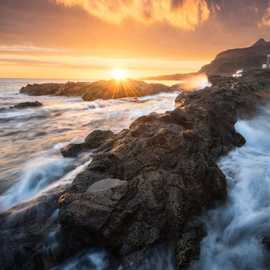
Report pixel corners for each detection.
[2,70,270,270]
[200,38,270,76]
[20,80,178,101]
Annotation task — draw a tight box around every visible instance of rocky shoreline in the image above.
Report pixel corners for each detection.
[2,70,270,270]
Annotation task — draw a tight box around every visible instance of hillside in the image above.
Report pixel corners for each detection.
[200,38,270,76]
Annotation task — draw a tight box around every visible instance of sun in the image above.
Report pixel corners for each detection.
[111,69,128,80]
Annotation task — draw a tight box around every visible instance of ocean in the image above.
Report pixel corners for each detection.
[0,78,179,209]
[1,78,270,269]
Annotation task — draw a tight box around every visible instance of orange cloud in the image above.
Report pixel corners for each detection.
[55,0,210,30]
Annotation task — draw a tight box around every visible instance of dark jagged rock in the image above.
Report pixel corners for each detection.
[58,72,270,268]
[20,80,178,101]
[85,130,114,148]
[0,101,43,112]
[2,70,270,270]
[60,130,115,158]
[175,221,205,269]
[13,101,43,109]
[61,143,85,158]
[200,38,270,76]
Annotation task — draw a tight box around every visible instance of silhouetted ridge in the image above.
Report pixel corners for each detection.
[252,38,268,47]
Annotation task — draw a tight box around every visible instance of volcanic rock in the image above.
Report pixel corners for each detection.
[60,130,115,158]
[85,130,114,149]
[61,143,85,158]
[58,71,270,268]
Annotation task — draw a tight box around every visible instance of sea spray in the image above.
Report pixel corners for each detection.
[191,107,270,270]
[51,249,108,270]
[0,81,178,193]
[0,153,73,212]
[51,246,176,270]
[38,158,93,197]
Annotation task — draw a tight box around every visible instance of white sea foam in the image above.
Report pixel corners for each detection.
[0,79,178,212]
[52,249,108,270]
[0,153,73,212]
[191,107,270,270]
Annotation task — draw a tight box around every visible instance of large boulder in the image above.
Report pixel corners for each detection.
[61,143,85,158]
[60,130,114,158]
[85,130,114,149]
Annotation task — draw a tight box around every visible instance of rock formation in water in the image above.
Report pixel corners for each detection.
[2,70,270,270]
[20,80,178,101]
[0,101,43,112]
[200,38,270,76]
[12,101,43,109]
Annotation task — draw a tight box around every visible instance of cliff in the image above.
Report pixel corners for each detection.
[200,38,270,76]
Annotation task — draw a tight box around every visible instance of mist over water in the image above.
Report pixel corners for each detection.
[191,106,270,270]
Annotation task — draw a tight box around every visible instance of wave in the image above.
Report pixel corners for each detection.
[191,107,270,270]
[51,246,176,270]
[51,249,108,270]
[0,153,73,212]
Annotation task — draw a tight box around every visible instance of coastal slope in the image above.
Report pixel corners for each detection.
[200,39,270,76]
[2,70,270,269]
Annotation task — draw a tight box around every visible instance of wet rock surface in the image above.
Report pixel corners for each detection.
[2,70,270,270]
[58,72,269,265]
[61,143,85,158]
[20,80,178,101]
[60,130,115,158]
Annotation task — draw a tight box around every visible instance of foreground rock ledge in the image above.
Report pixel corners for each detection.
[1,70,270,270]
[59,72,269,265]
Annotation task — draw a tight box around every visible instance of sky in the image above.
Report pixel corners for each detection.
[1,0,270,80]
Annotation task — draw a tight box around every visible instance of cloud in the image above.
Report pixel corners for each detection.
[260,6,270,26]
[55,0,211,30]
